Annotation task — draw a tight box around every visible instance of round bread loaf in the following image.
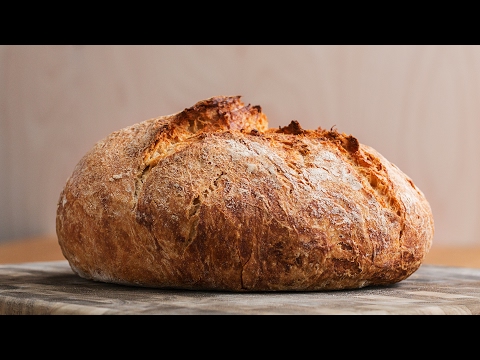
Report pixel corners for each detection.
[56,96,434,291]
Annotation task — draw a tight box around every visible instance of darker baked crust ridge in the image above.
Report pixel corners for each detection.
[56,95,434,292]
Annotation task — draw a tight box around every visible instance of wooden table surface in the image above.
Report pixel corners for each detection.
[2,260,480,314]
[1,236,480,315]
[1,235,480,269]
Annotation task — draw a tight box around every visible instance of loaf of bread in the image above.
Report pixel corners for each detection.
[56,96,434,291]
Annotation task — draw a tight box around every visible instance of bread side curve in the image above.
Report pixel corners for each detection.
[56,96,434,291]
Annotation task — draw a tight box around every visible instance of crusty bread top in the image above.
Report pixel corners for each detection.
[56,95,434,291]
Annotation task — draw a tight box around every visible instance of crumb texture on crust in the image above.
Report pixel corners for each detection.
[56,96,434,291]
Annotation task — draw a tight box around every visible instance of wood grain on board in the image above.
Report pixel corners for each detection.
[1,261,479,314]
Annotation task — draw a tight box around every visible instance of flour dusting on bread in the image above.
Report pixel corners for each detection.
[56,96,434,291]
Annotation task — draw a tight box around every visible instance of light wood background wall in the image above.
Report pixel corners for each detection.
[1,45,479,248]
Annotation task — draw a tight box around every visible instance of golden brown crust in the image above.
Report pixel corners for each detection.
[56,96,434,291]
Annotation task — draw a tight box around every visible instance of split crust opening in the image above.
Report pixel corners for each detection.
[56,95,434,291]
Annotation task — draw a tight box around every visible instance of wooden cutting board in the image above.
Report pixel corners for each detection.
[1,261,480,315]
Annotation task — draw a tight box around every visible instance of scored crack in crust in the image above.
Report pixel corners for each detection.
[56,95,434,291]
